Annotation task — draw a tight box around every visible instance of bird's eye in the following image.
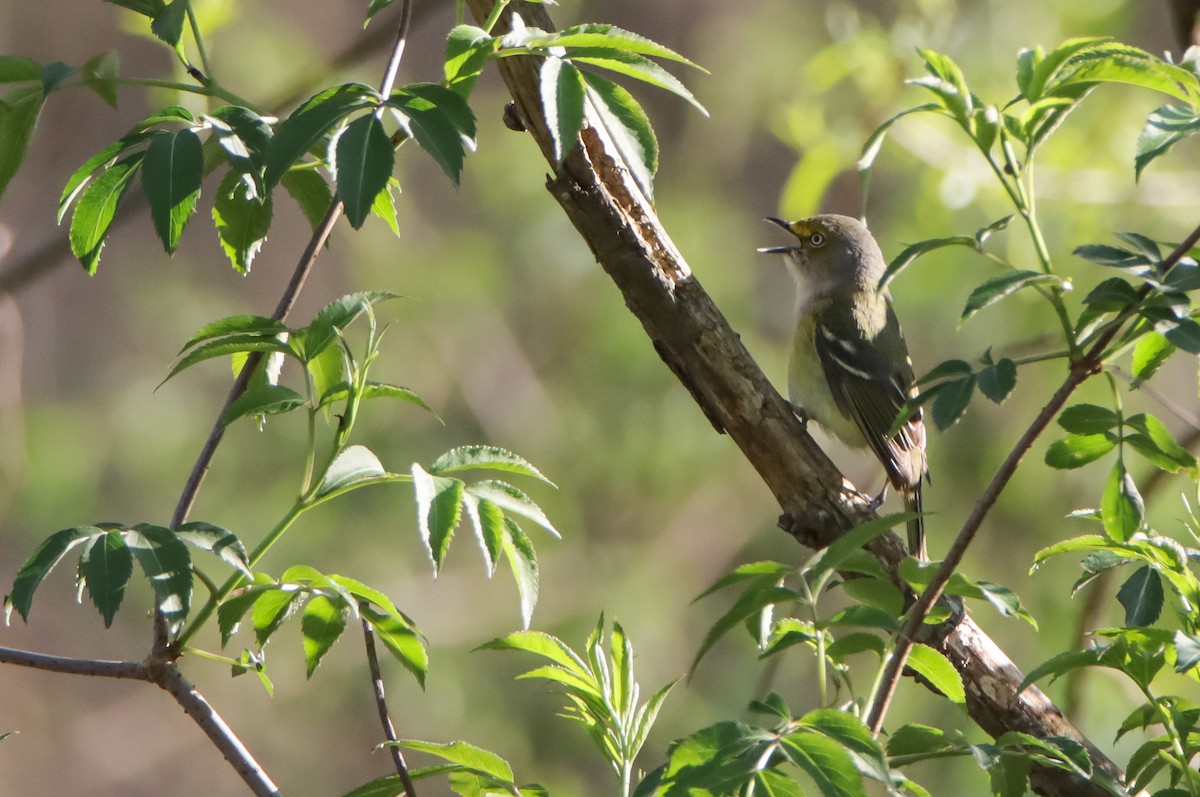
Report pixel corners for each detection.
[809,232,826,247]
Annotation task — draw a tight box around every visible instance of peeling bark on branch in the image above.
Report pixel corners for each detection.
[466,2,1125,794]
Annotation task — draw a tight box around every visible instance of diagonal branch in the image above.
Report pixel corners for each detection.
[465,2,1122,795]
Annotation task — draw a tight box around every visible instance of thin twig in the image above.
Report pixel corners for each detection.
[155,665,282,797]
[0,647,148,679]
[866,219,1200,734]
[362,615,418,796]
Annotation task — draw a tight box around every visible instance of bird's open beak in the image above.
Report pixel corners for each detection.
[758,216,797,254]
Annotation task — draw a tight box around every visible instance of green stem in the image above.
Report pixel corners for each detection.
[482,0,510,32]
[85,76,261,112]
[175,500,308,647]
[185,3,213,78]
[183,646,250,668]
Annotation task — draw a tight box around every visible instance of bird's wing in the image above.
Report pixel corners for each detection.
[813,301,924,489]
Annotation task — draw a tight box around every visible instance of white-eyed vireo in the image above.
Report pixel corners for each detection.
[760,214,928,559]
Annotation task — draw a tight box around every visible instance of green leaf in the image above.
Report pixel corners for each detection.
[40,62,76,95]
[881,235,976,290]
[318,445,387,498]
[535,24,705,68]
[362,604,427,687]
[540,57,586,164]
[398,740,513,781]
[318,381,436,418]
[301,595,348,677]
[429,446,554,485]
[777,730,866,797]
[907,643,966,703]
[141,128,203,254]
[0,86,47,205]
[886,723,955,758]
[806,513,916,581]
[80,51,120,108]
[369,176,400,236]
[252,586,300,645]
[1125,413,1198,473]
[1175,631,1200,673]
[8,526,102,622]
[303,290,400,359]
[1058,404,1120,435]
[162,333,290,384]
[150,0,188,48]
[212,169,272,273]
[175,521,251,577]
[960,271,1061,325]
[1101,462,1144,541]
[690,584,803,673]
[444,25,495,95]
[977,358,1017,404]
[1138,103,1200,177]
[78,530,133,628]
[478,630,590,676]
[1047,42,1200,104]
[0,56,42,83]
[1044,433,1116,469]
[411,464,464,573]
[1116,566,1163,628]
[462,495,504,575]
[216,580,269,645]
[264,83,378,189]
[1082,277,1139,311]
[467,480,559,538]
[798,709,889,784]
[581,69,658,197]
[502,518,539,628]
[1020,38,1108,101]
[127,523,193,636]
[388,84,476,185]
[58,133,151,222]
[1157,317,1200,354]
[930,373,976,431]
[68,151,144,273]
[1073,243,1153,273]
[333,114,394,230]
[280,168,333,230]
[568,47,706,115]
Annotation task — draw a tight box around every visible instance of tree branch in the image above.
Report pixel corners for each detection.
[362,616,418,796]
[465,2,1124,794]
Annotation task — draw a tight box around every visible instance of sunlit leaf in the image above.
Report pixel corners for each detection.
[127,523,192,637]
[78,530,133,628]
[212,169,272,273]
[907,643,965,704]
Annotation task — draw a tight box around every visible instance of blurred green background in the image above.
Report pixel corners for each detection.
[1,1,1198,795]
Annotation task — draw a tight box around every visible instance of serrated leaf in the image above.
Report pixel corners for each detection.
[799,708,890,784]
[252,586,300,646]
[1045,433,1115,469]
[0,86,45,203]
[369,176,400,236]
[960,271,1061,325]
[534,24,705,68]
[332,114,394,229]
[411,463,464,573]
[1126,413,1198,473]
[1058,404,1120,435]
[1138,104,1200,177]
[301,595,348,678]
[318,381,436,418]
[362,604,427,687]
[178,314,287,352]
[886,723,953,758]
[127,523,192,636]
[212,169,272,273]
[881,236,976,290]
[444,25,495,95]
[397,740,513,781]
[467,481,559,538]
[78,530,133,627]
[907,643,966,704]
[502,518,538,628]
[429,445,554,485]
[303,290,400,360]
[388,84,475,185]
[280,167,333,230]
[8,526,102,622]
[930,374,975,431]
[1116,566,1163,628]
[216,581,270,645]
[150,0,187,47]
[1175,631,1200,673]
[540,57,585,164]
[319,445,387,498]
[581,69,657,198]
[264,83,377,189]
[1102,461,1144,541]
[777,731,866,797]
[462,494,504,575]
[58,133,153,222]
[142,128,203,254]
[477,630,590,676]
[163,333,290,384]
[569,47,706,115]
[68,151,144,273]
[978,358,1017,403]
[175,521,251,577]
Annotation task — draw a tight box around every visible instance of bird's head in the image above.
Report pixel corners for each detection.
[758,214,886,298]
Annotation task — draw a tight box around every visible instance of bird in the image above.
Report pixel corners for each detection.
[759,214,928,559]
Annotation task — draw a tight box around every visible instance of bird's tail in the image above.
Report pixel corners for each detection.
[905,485,926,561]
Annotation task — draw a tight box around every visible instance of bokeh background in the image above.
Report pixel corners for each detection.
[1,0,1198,794]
